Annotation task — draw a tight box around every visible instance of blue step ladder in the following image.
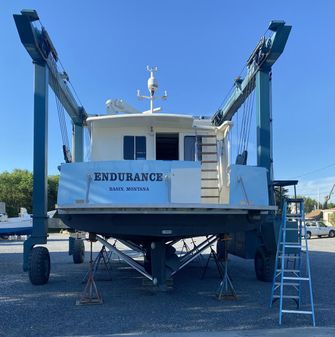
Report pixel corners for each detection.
[270,198,315,326]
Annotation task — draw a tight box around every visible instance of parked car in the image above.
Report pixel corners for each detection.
[305,221,335,239]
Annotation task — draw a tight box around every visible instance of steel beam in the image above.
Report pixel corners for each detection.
[48,69,87,125]
[73,123,84,162]
[150,241,167,288]
[14,12,87,126]
[211,21,291,126]
[23,62,49,271]
[256,70,274,204]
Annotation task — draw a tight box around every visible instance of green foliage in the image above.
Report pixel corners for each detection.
[330,212,335,226]
[302,196,319,214]
[274,186,289,208]
[0,170,59,217]
[48,175,59,211]
[325,202,335,209]
[0,169,33,217]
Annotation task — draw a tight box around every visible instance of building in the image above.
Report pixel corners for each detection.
[322,208,335,224]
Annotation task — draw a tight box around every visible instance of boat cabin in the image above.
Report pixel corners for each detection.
[58,68,269,207]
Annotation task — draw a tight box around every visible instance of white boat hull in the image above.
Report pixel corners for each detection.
[0,218,32,236]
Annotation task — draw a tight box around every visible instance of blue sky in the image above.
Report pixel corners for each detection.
[1,1,334,202]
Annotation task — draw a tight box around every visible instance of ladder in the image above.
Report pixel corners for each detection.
[198,135,220,203]
[270,198,315,326]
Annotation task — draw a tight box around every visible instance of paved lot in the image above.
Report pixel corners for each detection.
[0,234,334,337]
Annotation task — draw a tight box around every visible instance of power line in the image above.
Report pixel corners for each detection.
[291,162,335,179]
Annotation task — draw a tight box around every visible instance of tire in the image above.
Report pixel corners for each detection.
[318,235,322,238]
[306,231,311,239]
[29,246,50,285]
[254,247,275,282]
[0,235,9,240]
[329,230,335,238]
[73,239,85,264]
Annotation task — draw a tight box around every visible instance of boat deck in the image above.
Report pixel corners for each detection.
[57,203,276,214]
[56,203,276,239]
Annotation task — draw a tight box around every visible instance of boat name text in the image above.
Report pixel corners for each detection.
[93,172,163,182]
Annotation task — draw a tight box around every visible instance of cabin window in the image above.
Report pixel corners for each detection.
[123,136,146,160]
[156,133,179,160]
[184,136,202,161]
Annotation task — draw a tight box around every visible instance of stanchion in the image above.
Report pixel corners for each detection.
[76,239,103,305]
[216,235,237,300]
[82,245,112,283]
[201,245,224,279]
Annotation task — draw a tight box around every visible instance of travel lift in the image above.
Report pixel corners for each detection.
[13,10,87,282]
[14,10,292,288]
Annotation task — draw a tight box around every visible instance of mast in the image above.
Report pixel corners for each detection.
[137,66,168,113]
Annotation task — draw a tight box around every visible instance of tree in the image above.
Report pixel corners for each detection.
[0,170,59,217]
[302,197,318,214]
[0,170,33,217]
[48,175,59,211]
[274,186,289,207]
[325,202,335,210]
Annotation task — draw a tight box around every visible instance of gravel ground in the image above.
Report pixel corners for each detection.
[0,234,334,337]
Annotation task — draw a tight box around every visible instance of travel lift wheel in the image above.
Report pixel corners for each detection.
[29,246,50,285]
[254,247,275,282]
[73,239,85,264]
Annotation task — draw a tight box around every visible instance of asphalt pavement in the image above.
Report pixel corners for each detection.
[0,234,334,337]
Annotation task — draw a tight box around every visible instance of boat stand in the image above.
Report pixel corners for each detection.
[216,260,237,300]
[180,239,204,267]
[180,239,191,255]
[82,245,113,283]
[111,239,121,263]
[76,240,103,305]
[201,245,224,279]
[216,237,237,300]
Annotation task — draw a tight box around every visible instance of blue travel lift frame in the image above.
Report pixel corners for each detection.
[14,9,291,285]
[212,20,292,199]
[212,21,292,265]
[13,10,87,277]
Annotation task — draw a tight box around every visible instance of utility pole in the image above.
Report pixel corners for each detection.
[318,186,320,210]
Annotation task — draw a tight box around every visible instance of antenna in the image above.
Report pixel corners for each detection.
[137,65,168,113]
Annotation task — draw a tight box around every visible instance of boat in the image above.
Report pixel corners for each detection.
[56,66,276,287]
[0,203,58,237]
[0,206,32,237]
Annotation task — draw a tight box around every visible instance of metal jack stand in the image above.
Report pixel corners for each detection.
[191,238,205,267]
[82,245,113,283]
[179,238,204,267]
[180,239,204,266]
[111,239,121,263]
[180,239,191,255]
[201,245,224,279]
[216,236,237,300]
[76,240,103,305]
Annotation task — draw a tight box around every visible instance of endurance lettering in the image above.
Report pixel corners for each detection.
[94,172,163,182]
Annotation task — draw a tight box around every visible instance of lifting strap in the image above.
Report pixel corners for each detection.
[49,57,72,163]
